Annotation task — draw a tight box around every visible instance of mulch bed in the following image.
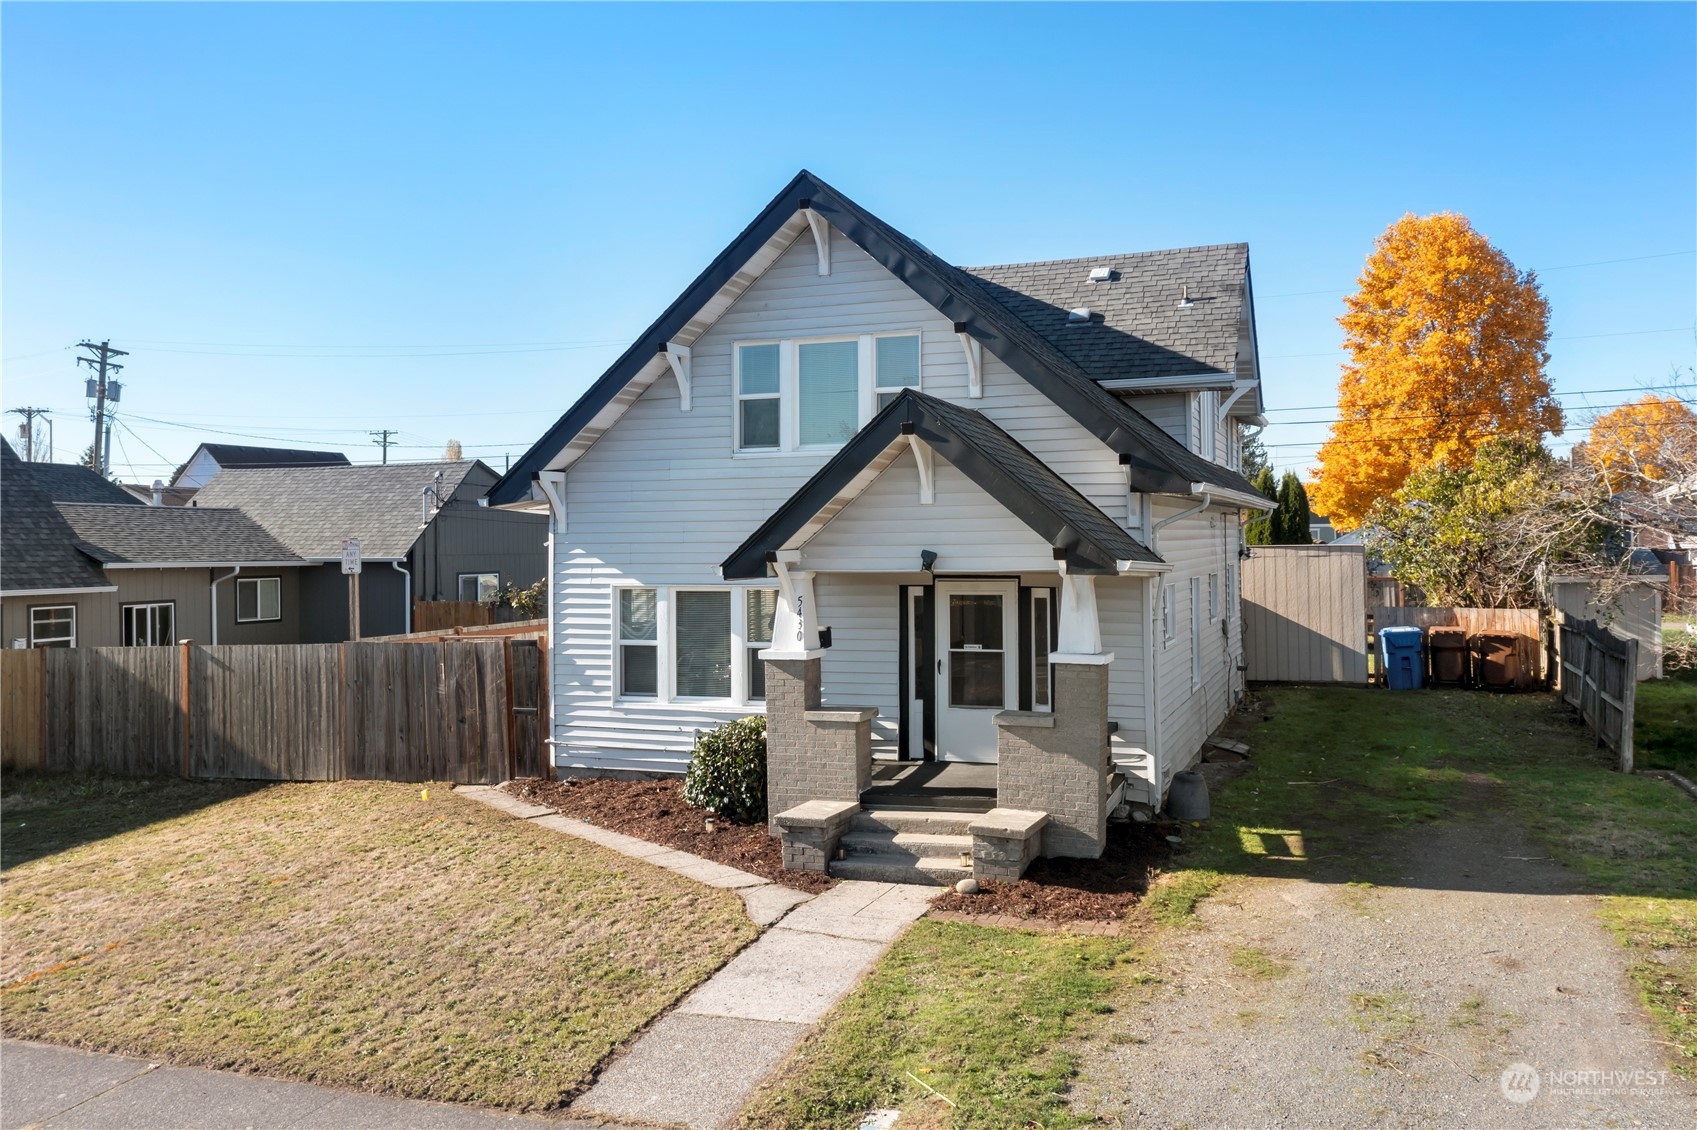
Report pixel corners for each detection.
[502,776,836,894]
[929,818,1174,924]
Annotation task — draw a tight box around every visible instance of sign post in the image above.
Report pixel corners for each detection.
[341,537,363,641]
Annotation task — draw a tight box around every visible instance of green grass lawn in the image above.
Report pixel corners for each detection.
[741,920,1139,1129]
[1636,664,1697,777]
[1,776,757,1110]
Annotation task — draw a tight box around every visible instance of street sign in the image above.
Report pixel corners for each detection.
[341,538,362,575]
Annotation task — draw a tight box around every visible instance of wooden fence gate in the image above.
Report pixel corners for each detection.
[1241,544,1369,684]
[0,639,547,783]
[1554,613,1639,772]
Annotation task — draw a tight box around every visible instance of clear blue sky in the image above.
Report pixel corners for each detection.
[4,2,1693,482]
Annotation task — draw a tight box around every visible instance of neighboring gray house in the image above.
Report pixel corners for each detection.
[1,444,307,647]
[193,460,547,639]
[489,171,1270,882]
[170,443,350,490]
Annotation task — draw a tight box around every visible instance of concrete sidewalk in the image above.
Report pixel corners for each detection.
[0,1040,610,1130]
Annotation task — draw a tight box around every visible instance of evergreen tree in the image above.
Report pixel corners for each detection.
[1244,466,1278,545]
[1274,473,1313,544]
[1239,423,1271,481]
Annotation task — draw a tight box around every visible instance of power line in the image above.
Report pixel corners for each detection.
[75,340,127,477]
[369,429,399,464]
[1262,381,1694,415]
[7,407,50,461]
[1257,249,1696,300]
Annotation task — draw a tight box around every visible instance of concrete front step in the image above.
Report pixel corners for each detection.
[829,855,973,885]
[850,808,976,836]
[839,830,974,859]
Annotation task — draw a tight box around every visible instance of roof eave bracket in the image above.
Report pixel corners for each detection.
[953,323,983,398]
[662,343,692,411]
[803,206,831,277]
[906,434,935,505]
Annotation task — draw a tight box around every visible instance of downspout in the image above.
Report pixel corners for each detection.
[210,565,242,646]
[391,560,412,634]
[1149,489,1212,555]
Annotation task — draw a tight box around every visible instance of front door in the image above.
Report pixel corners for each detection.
[934,580,1017,763]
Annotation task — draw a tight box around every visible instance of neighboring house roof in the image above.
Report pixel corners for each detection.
[8,455,143,506]
[963,245,1249,384]
[117,483,201,507]
[489,170,1263,508]
[1,445,114,594]
[54,503,302,566]
[192,460,484,559]
[723,390,1160,579]
[170,443,350,485]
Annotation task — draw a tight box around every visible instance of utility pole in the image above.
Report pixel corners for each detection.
[369,428,398,465]
[76,340,127,476]
[8,407,50,461]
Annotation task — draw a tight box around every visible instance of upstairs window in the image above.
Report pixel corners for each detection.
[236,577,281,623]
[734,332,922,453]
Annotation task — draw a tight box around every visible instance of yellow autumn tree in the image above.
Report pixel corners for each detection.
[1577,394,1697,490]
[1310,213,1563,530]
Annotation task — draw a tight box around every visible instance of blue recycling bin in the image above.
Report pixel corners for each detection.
[1378,625,1425,690]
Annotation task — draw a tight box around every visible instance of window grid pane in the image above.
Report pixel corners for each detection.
[675,590,731,698]
[740,399,780,449]
[798,340,859,446]
[619,588,657,641]
[259,579,280,620]
[874,334,920,389]
[738,343,780,395]
[621,645,657,697]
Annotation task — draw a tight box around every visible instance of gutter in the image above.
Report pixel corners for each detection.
[391,560,413,634]
[210,565,242,646]
[1149,491,1212,555]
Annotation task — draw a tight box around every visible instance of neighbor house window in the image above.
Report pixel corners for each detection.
[734,332,922,453]
[1161,584,1176,644]
[123,602,174,647]
[736,343,781,450]
[746,588,778,700]
[30,605,75,648]
[1208,573,1220,621]
[235,577,281,623]
[458,573,499,602]
[874,333,921,411]
[618,588,659,698]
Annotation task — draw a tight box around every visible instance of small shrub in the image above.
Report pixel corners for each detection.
[683,716,767,824]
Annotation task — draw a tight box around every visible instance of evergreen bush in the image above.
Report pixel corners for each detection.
[683,715,768,823]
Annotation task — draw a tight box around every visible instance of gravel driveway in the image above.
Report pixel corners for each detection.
[1075,796,1697,1128]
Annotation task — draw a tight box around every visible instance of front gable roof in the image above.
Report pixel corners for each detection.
[489,171,1263,506]
[722,391,1160,579]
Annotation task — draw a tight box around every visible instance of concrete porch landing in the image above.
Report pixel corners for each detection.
[862,760,996,812]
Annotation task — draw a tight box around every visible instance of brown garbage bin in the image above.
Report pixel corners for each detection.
[1428,628,1470,686]
[1473,632,1521,691]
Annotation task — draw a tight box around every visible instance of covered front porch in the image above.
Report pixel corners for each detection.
[720,391,1168,884]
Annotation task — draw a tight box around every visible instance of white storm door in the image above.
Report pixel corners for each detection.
[934,580,1017,764]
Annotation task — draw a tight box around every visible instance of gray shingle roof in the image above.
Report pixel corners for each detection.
[963,245,1248,382]
[22,461,146,505]
[192,461,483,559]
[55,503,301,565]
[1,445,112,592]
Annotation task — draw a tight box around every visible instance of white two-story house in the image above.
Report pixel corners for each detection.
[490,172,1270,883]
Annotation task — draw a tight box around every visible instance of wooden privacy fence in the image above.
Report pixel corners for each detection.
[1242,544,1369,684]
[0,640,547,784]
[1554,613,1639,773]
[412,601,539,634]
[1371,606,1545,687]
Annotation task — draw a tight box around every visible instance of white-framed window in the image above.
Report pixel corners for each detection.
[733,331,921,454]
[1031,588,1054,711]
[1161,584,1176,645]
[1208,573,1220,621]
[235,577,281,623]
[458,572,500,602]
[30,605,75,648]
[746,588,778,700]
[617,587,659,698]
[123,602,175,647]
[874,332,921,411]
[613,585,780,705]
[1201,391,1217,460]
[1190,576,1204,688]
[735,342,781,450]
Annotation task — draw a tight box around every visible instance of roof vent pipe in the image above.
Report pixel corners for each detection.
[1177,284,1194,308]
[151,479,165,507]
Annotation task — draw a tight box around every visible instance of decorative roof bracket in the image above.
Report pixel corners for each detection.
[662,343,692,411]
[954,323,983,398]
[803,207,831,276]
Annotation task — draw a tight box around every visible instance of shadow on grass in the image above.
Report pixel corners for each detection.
[1171,686,1697,902]
[1,772,269,871]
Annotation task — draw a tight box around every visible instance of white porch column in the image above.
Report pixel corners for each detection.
[761,550,826,660]
[1050,570,1114,666]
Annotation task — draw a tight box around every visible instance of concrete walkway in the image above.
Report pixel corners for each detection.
[0,1040,606,1130]
[458,785,936,1130]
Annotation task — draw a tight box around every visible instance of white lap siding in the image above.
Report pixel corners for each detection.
[1151,500,1238,791]
[1096,576,1152,802]
[550,229,1132,771]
